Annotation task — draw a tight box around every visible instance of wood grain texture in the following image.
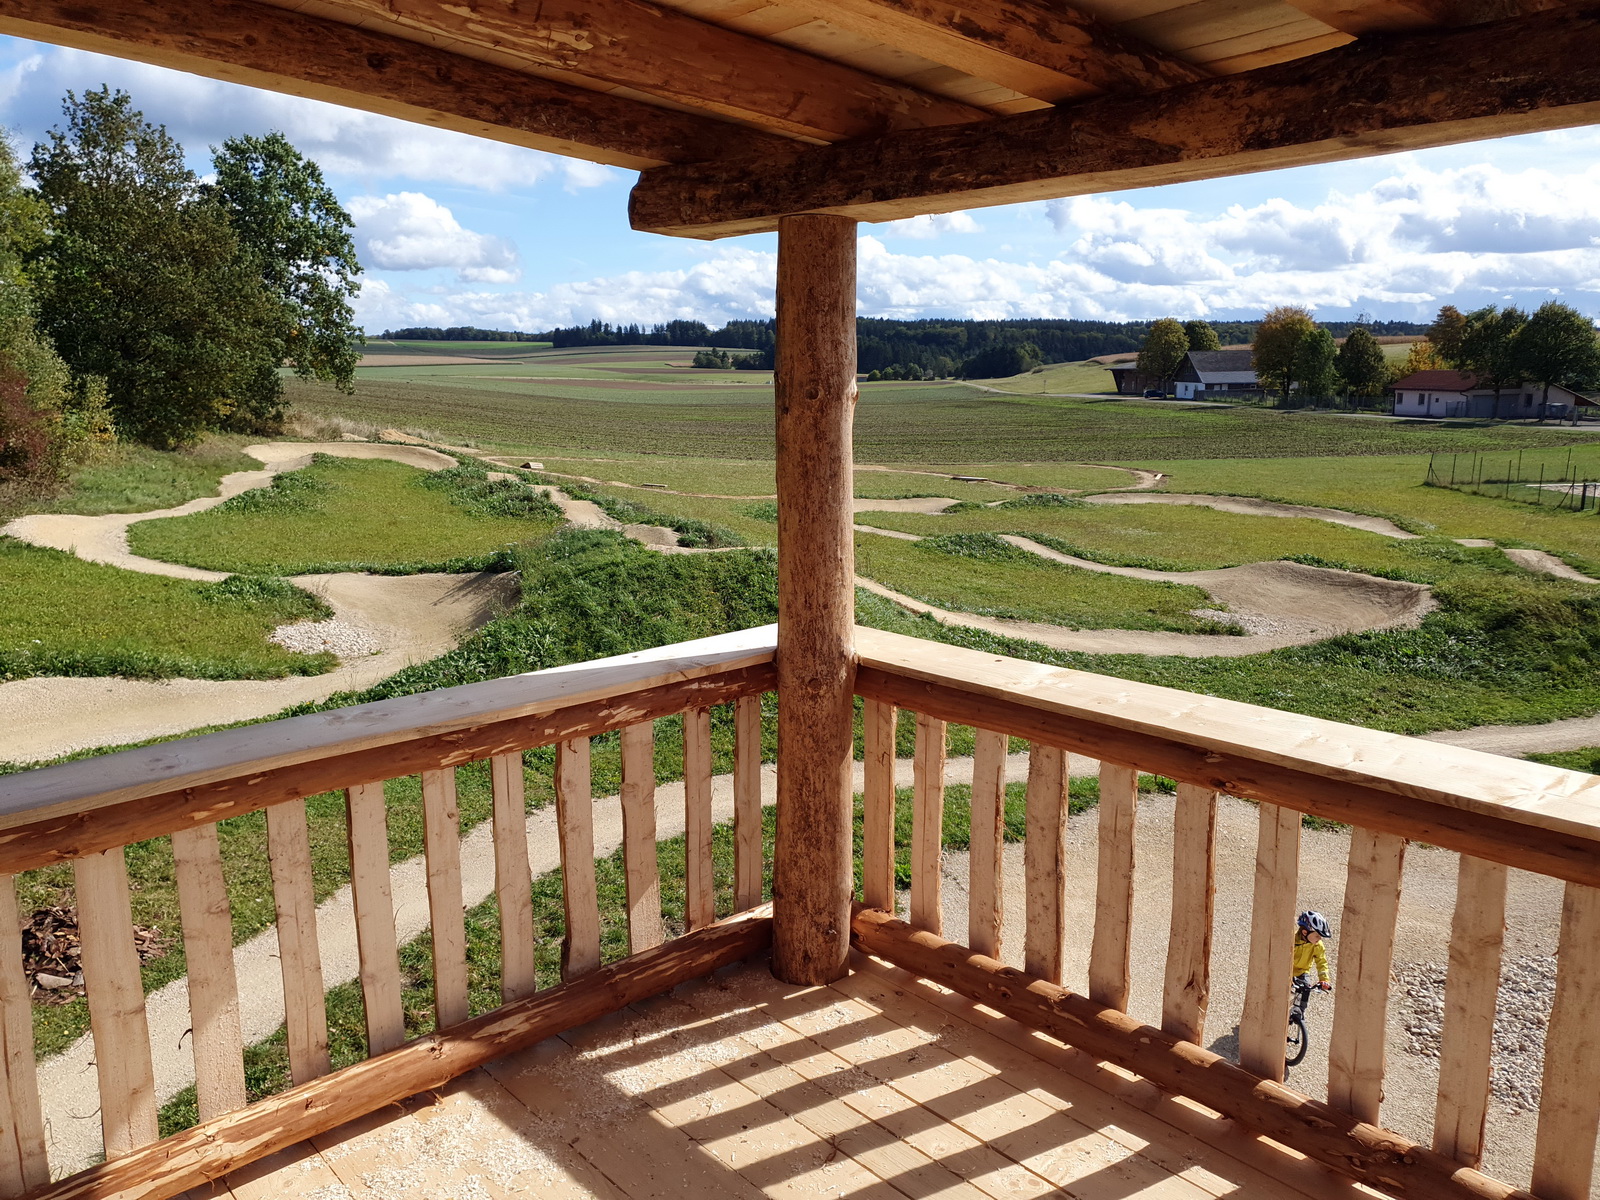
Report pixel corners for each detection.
[171,823,247,1120]
[311,0,986,141]
[771,215,858,985]
[420,768,469,1029]
[850,630,1600,888]
[0,0,800,172]
[910,712,947,935]
[1238,803,1300,1081]
[1163,783,1217,1044]
[0,877,46,1193]
[1433,855,1508,1166]
[1328,827,1405,1122]
[1532,882,1600,1200]
[733,694,764,912]
[0,661,776,880]
[684,707,716,932]
[73,848,158,1158]
[852,907,1528,1200]
[630,6,1600,237]
[620,723,664,953]
[555,738,601,980]
[490,753,537,1004]
[967,727,1008,959]
[26,910,773,1200]
[1023,743,1068,983]
[1088,762,1137,1011]
[860,699,897,913]
[345,782,405,1055]
[265,799,330,1084]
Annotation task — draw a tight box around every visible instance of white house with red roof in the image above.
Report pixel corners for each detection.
[1390,370,1588,419]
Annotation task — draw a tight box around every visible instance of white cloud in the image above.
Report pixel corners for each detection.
[879,212,984,239]
[0,44,621,192]
[349,192,521,283]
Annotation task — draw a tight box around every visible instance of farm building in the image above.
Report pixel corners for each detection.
[1172,348,1262,399]
[1106,361,1156,394]
[1391,369,1585,419]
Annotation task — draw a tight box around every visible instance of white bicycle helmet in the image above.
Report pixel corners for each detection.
[1297,910,1332,937]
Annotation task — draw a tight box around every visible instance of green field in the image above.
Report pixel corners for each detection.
[16,436,259,519]
[0,539,334,681]
[127,456,563,575]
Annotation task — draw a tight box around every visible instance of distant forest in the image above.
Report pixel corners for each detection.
[387,317,1430,377]
[381,326,549,342]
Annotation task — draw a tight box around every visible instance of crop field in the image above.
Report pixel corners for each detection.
[127,456,563,575]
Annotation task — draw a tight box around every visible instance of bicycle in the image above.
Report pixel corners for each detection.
[1285,974,1326,1067]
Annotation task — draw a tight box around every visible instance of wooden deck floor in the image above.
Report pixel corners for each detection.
[196,955,1374,1200]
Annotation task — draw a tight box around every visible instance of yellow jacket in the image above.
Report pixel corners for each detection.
[1292,932,1331,984]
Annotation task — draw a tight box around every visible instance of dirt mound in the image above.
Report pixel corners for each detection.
[853,497,959,514]
[1502,547,1600,583]
[1085,491,1418,538]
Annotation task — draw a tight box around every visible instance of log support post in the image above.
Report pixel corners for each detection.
[771,213,859,985]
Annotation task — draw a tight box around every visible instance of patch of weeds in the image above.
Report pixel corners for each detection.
[420,463,565,520]
[213,461,331,515]
[742,501,778,523]
[992,492,1083,510]
[919,533,1036,563]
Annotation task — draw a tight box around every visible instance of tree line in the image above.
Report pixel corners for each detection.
[381,326,544,342]
[1137,312,1396,400]
[0,88,361,506]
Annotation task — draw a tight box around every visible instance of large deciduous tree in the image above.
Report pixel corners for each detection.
[1136,318,1188,395]
[1297,328,1338,400]
[1183,319,1221,352]
[1516,300,1600,414]
[1252,305,1315,399]
[1427,305,1469,367]
[209,132,363,430]
[28,89,278,448]
[1458,305,1527,411]
[1336,327,1389,398]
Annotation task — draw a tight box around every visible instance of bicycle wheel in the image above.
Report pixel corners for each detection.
[1285,1011,1309,1067]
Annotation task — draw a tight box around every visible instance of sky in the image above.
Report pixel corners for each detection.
[4,36,1600,333]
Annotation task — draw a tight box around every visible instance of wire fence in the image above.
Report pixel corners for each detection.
[1425,450,1600,512]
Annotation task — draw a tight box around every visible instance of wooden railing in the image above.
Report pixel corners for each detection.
[852,626,1600,1200]
[0,626,780,1198]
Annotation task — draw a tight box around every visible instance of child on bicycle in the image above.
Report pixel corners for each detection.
[1293,911,1333,991]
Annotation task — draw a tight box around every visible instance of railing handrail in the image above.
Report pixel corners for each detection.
[0,624,778,830]
[855,625,1600,885]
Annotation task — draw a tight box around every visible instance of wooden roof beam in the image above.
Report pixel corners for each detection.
[629,3,1600,237]
[0,0,802,168]
[1283,0,1567,35]
[276,0,989,142]
[774,0,1208,103]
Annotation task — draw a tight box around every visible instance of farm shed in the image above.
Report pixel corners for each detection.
[2,2,1600,1199]
[1172,348,1261,399]
[1391,369,1586,419]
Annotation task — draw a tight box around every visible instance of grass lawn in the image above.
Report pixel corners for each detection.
[1528,747,1600,773]
[873,462,1145,491]
[0,539,334,681]
[854,531,1226,632]
[127,457,563,575]
[973,359,1123,395]
[536,454,778,495]
[13,436,259,520]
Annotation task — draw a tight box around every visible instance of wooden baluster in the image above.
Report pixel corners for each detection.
[1532,882,1600,1200]
[1163,783,1217,1044]
[346,782,405,1055]
[910,712,946,934]
[491,753,537,1004]
[967,728,1007,959]
[0,877,46,1193]
[1239,803,1301,1081]
[860,699,896,913]
[734,694,764,912]
[1432,854,1508,1167]
[620,723,664,952]
[266,799,330,1083]
[684,708,715,931]
[171,823,247,1119]
[421,768,469,1029]
[1024,743,1068,984]
[1089,763,1138,1012]
[556,737,601,979]
[1328,827,1405,1119]
[73,847,158,1158]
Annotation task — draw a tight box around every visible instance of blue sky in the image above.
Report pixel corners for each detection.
[4,35,1600,333]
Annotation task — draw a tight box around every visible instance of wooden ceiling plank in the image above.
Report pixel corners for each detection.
[0,0,792,168]
[1201,30,1351,71]
[300,0,989,141]
[774,0,1207,101]
[629,3,1600,236]
[1282,0,1564,34]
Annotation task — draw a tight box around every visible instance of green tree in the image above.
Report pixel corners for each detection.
[209,132,363,430]
[1183,319,1221,352]
[1335,326,1389,398]
[1515,301,1600,415]
[1428,305,1469,366]
[1459,305,1527,411]
[28,88,278,448]
[1136,318,1188,395]
[1297,328,1338,401]
[1252,305,1316,399]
